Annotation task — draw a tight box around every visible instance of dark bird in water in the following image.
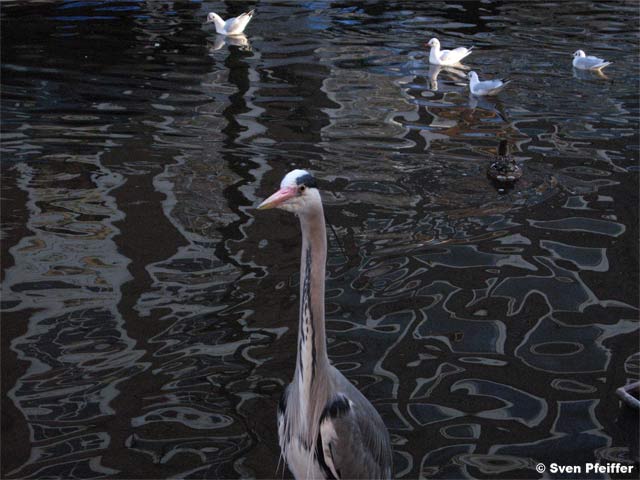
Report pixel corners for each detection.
[487,140,522,184]
[258,170,393,479]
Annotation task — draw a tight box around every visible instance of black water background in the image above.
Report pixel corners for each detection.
[1,1,639,479]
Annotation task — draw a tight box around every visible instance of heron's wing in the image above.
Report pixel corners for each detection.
[224,9,254,35]
[440,46,472,63]
[316,394,392,479]
[277,384,291,451]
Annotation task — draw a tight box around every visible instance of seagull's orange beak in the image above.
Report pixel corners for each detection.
[257,186,297,210]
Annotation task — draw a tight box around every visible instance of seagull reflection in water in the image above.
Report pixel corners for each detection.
[427,64,468,91]
[209,34,251,52]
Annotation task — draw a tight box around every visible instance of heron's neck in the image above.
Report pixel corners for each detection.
[295,206,329,391]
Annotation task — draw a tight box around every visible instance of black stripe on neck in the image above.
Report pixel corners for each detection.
[298,246,317,383]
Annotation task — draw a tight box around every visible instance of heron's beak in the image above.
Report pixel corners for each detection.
[257,187,297,210]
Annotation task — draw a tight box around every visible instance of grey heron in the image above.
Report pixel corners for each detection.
[258,170,393,479]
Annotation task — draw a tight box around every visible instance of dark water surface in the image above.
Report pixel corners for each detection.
[2,1,639,479]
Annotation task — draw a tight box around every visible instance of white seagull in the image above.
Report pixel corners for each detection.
[205,9,255,36]
[572,50,612,71]
[468,71,511,96]
[426,38,473,66]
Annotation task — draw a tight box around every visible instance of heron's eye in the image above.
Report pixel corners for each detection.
[299,185,306,193]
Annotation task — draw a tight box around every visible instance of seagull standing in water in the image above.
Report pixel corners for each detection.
[426,37,473,66]
[572,50,612,71]
[205,9,255,36]
[258,170,393,480]
[468,71,511,96]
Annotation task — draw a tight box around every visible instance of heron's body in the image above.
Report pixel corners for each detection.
[279,371,392,479]
[205,10,254,36]
[259,170,393,480]
[572,49,611,71]
[427,38,473,66]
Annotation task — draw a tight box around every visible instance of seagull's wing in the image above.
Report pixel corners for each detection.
[317,393,392,479]
[474,79,510,96]
[436,48,451,63]
[440,46,472,63]
[224,9,254,35]
[480,79,504,89]
[579,55,611,70]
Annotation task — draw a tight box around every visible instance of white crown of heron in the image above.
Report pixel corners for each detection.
[258,169,320,213]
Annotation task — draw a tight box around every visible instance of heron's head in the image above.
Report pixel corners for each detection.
[258,169,321,215]
[573,50,586,58]
[427,38,439,48]
[467,71,478,81]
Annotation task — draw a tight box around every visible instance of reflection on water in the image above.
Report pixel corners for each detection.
[4,156,144,479]
[1,1,638,479]
[210,34,251,53]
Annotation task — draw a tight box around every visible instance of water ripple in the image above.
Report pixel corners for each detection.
[2,1,638,478]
